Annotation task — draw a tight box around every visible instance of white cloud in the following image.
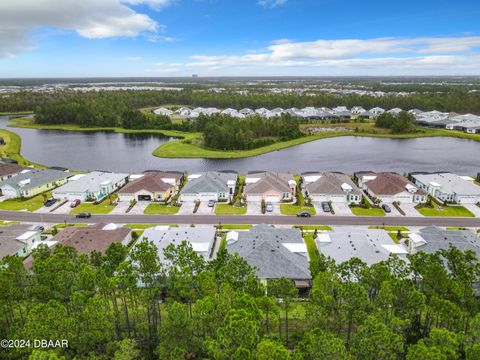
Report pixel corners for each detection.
[125,56,143,61]
[186,36,480,75]
[258,0,287,8]
[155,62,182,66]
[0,0,171,58]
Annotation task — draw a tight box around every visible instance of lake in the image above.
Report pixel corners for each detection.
[1,117,479,174]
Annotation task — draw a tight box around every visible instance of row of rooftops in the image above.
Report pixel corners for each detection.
[11,223,478,287]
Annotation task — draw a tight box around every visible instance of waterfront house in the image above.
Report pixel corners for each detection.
[52,171,128,202]
[136,225,215,263]
[0,168,72,199]
[180,171,237,202]
[303,172,362,204]
[226,224,311,290]
[355,172,427,204]
[316,228,408,266]
[118,171,183,202]
[244,171,296,203]
[0,162,30,182]
[410,172,480,204]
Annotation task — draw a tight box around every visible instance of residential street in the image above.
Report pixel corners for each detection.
[1,210,479,227]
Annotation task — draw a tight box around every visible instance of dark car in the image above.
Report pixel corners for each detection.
[321,202,331,212]
[381,204,392,213]
[207,199,216,207]
[44,198,57,207]
[296,211,311,218]
[76,212,91,219]
[34,225,45,232]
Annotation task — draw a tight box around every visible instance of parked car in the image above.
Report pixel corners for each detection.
[44,198,57,207]
[382,204,392,213]
[265,202,273,212]
[34,225,45,232]
[296,211,311,218]
[70,199,81,208]
[207,200,216,207]
[76,212,91,219]
[321,202,331,213]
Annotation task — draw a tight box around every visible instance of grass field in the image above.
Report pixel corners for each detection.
[0,195,45,212]
[303,232,320,260]
[215,204,247,215]
[368,226,409,231]
[416,206,475,217]
[143,204,180,214]
[351,207,386,216]
[280,204,316,216]
[70,199,116,214]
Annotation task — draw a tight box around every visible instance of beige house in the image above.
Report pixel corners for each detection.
[244,172,296,203]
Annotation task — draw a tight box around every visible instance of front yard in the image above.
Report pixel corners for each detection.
[0,195,45,212]
[350,207,386,216]
[416,205,475,217]
[70,198,116,214]
[143,204,180,215]
[280,204,316,215]
[215,204,247,215]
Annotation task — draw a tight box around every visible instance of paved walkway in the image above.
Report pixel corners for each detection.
[465,204,480,218]
[110,201,131,214]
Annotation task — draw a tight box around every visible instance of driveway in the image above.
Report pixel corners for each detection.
[51,202,73,214]
[400,203,422,217]
[110,201,131,214]
[177,202,195,215]
[464,204,480,218]
[246,201,280,215]
[331,203,353,216]
[382,202,403,217]
[128,201,149,215]
[196,202,215,215]
[313,202,334,216]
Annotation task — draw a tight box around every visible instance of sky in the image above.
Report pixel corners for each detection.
[0,0,480,77]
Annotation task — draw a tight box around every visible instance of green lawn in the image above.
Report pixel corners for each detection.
[293,225,332,231]
[215,204,247,215]
[143,204,180,215]
[416,206,475,217]
[388,233,405,244]
[351,207,386,216]
[216,224,253,230]
[368,226,409,231]
[280,204,316,216]
[70,199,116,214]
[54,223,88,228]
[446,227,468,230]
[0,220,20,226]
[303,232,319,260]
[0,195,45,212]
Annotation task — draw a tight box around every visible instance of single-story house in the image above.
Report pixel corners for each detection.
[316,228,408,266]
[356,172,427,204]
[411,172,480,204]
[244,172,296,203]
[153,107,173,116]
[0,168,72,199]
[226,224,311,290]
[118,171,183,202]
[0,162,31,182]
[303,172,362,204]
[23,223,131,270]
[0,224,41,260]
[406,226,480,256]
[52,171,129,202]
[180,171,237,202]
[136,225,216,263]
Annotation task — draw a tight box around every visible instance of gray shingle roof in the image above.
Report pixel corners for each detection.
[227,224,311,280]
[53,171,128,194]
[245,172,293,195]
[181,172,237,194]
[0,168,71,192]
[413,226,480,257]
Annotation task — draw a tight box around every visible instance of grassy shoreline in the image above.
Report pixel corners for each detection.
[0,127,45,167]
[8,117,480,159]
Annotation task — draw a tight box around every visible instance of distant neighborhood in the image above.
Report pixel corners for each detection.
[153,106,480,134]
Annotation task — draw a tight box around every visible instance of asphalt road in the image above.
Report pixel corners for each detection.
[1,210,480,227]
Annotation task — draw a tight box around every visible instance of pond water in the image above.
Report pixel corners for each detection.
[1,117,479,174]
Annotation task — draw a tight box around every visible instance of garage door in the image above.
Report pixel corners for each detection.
[329,195,346,203]
[199,193,218,201]
[265,195,281,203]
[247,195,262,202]
[138,194,152,201]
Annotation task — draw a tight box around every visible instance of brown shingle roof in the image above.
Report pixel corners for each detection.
[119,172,181,194]
[0,163,30,177]
[365,173,426,196]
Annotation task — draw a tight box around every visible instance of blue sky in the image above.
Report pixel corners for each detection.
[1,0,480,77]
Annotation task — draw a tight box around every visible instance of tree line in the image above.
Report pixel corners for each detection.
[375,111,417,134]
[1,236,480,359]
[2,88,480,116]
